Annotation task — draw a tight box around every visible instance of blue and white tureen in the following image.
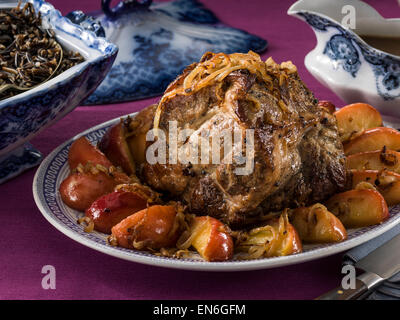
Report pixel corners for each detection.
[0,0,118,184]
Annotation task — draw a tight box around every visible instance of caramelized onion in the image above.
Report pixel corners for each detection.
[235,211,294,260]
[77,216,94,233]
[176,218,206,250]
[153,51,286,130]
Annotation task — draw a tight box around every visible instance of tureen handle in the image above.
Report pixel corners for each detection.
[101,0,152,19]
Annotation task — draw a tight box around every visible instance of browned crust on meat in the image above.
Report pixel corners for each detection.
[141,54,346,227]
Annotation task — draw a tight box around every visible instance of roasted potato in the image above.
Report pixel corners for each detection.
[110,205,181,250]
[325,189,389,228]
[290,204,347,243]
[59,163,131,212]
[236,213,302,259]
[346,147,400,173]
[68,136,112,171]
[60,171,118,212]
[344,127,400,155]
[334,103,382,142]
[349,169,400,206]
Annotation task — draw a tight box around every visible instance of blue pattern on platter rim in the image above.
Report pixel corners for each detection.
[297,11,400,102]
[0,0,118,183]
[66,0,268,105]
[33,115,400,271]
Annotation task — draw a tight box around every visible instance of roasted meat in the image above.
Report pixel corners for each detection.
[140,52,346,227]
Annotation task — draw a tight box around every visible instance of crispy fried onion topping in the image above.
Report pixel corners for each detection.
[153,51,297,130]
[114,183,161,204]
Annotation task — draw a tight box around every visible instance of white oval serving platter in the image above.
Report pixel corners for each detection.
[33,114,400,271]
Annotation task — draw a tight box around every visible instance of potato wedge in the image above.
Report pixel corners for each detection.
[126,104,157,166]
[334,103,382,142]
[236,213,302,259]
[290,204,347,243]
[325,189,389,228]
[346,147,400,173]
[110,205,181,250]
[349,169,400,206]
[344,127,400,155]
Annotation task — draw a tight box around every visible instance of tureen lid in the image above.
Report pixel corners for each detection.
[67,0,268,105]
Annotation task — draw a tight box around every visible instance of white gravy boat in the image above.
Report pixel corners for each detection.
[288,0,400,116]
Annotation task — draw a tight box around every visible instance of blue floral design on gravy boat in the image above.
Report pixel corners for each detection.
[288,0,400,117]
[66,0,268,105]
[0,0,118,184]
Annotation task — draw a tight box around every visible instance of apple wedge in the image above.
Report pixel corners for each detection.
[126,104,157,166]
[334,103,382,142]
[110,205,180,250]
[183,216,233,262]
[290,204,347,243]
[344,127,400,155]
[349,169,382,188]
[85,190,149,234]
[325,189,389,228]
[378,179,400,207]
[349,169,400,206]
[68,136,112,170]
[98,120,136,175]
[346,147,400,173]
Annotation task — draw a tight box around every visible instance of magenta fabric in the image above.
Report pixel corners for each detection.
[1,0,399,300]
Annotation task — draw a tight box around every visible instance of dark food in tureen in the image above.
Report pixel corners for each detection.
[0,2,84,100]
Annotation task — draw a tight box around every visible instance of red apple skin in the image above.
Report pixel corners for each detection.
[111,205,179,249]
[98,121,136,175]
[59,172,117,212]
[68,137,112,170]
[191,216,234,262]
[290,206,347,243]
[85,191,148,234]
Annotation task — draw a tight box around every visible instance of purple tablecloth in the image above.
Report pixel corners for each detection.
[1,0,399,300]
